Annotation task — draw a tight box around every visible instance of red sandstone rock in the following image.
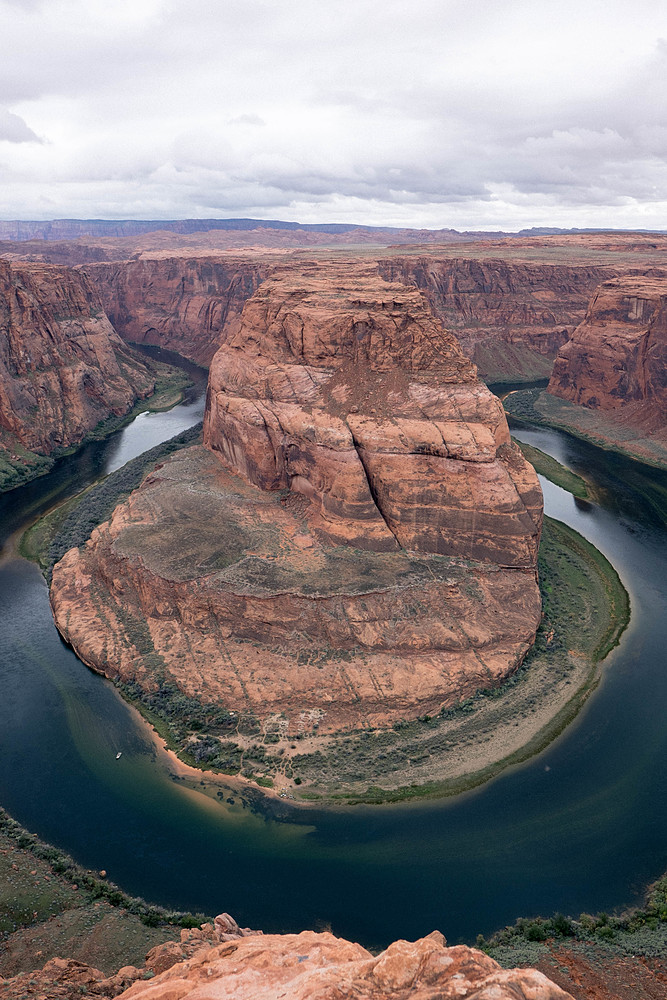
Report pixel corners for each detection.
[117,930,574,1000]
[379,256,618,379]
[548,274,667,434]
[0,260,156,458]
[84,256,270,366]
[204,262,542,567]
[50,263,542,738]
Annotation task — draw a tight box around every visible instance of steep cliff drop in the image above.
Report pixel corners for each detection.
[50,261,542,786]
[379,255,617,383]
[0,261,157,490]
[83,255,270,366]
[505,275,667,467]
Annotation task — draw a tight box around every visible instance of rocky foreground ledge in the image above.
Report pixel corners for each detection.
[0,917,573,1000]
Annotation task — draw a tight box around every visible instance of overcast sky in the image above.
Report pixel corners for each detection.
[1,0,667,230]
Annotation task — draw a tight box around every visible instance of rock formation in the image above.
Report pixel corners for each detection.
[0,925,573,1000]
[0,261,156,480]
[548,275,667,432]
[379,256,617,381]
[50,263,542,742]
[83,256,270,366]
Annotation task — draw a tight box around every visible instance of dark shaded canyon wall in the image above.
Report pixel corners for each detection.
[548,275,667,429]
[83,257,271,366]
[0,260,155,456]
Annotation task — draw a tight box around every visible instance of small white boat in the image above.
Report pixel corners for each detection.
[116,751,122,759]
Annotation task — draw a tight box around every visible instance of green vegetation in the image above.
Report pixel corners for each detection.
[479,870,667,967]
[0,808,209,975]
[95,515,629,804]
[514,438,589,499]
[20,423,203,578]
[505,386,667,471]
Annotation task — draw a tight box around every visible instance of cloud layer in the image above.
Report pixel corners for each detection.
[1,0,667,228]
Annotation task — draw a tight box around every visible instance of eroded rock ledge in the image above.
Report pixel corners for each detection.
[51,262,542,744]
[1,924,574,1000]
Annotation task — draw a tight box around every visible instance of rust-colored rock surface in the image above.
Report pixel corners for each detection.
[204,262,542,566]
[548,275,667,434]
[51,263,541,741]
[0,261,155,459]
[83,256,270,366]
[117,930,573,1000]
[50,446,542,733]
[0,928,573,1000]
[379,255,617,381]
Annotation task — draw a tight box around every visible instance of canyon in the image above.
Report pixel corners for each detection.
[49,262,543,746]
[2,223,667,1000]
[0,260,159,490]
[503,272,667,468]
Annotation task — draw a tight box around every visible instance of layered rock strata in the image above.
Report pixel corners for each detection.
[0,261,156,458]
[549,275,667,433]
[51,264,542,738]
[379,256,617,381]
[84,256,270,366]
[204,263,543,566]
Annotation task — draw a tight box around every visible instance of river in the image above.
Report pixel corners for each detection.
[0,360,665,950]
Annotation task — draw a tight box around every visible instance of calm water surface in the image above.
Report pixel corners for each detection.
[0,371,666,949]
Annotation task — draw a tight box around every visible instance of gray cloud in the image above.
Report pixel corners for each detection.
[2,0,667,227]
[0,107,41,143]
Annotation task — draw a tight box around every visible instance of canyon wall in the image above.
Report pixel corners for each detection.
[83,256,270,366]
[51,263,542,745]
[0,261,156,469]
[379,256,617,381]
[548,275,667,430]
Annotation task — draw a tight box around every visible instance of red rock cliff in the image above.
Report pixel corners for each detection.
[0,261,156,458]
[51,263,542,743]
[548,275,667,431]
[83,256,270,366]
[379,256,617,380]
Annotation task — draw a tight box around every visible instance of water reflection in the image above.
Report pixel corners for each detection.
[0,387,665,948]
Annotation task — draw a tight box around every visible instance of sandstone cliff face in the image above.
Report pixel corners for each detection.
[84,257,270,366]
[0,261,155,458]
[204,262,542,566]
[548,275,667,431]
[379,256,617,381]
[0,925,574,1000]
[51,264,542,743]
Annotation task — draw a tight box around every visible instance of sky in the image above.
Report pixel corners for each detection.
[1,0,667,230]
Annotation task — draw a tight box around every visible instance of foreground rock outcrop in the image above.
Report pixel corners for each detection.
[51,263,541,747]
[0,261,156,487]
[0,926,573,1000]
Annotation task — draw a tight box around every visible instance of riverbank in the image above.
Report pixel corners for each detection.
[505,386,667,472]
[0,359,192,495]
[40,511,628,808]
[514,439,590,500]
[0,809,204,978]
[1,801,664,1000]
